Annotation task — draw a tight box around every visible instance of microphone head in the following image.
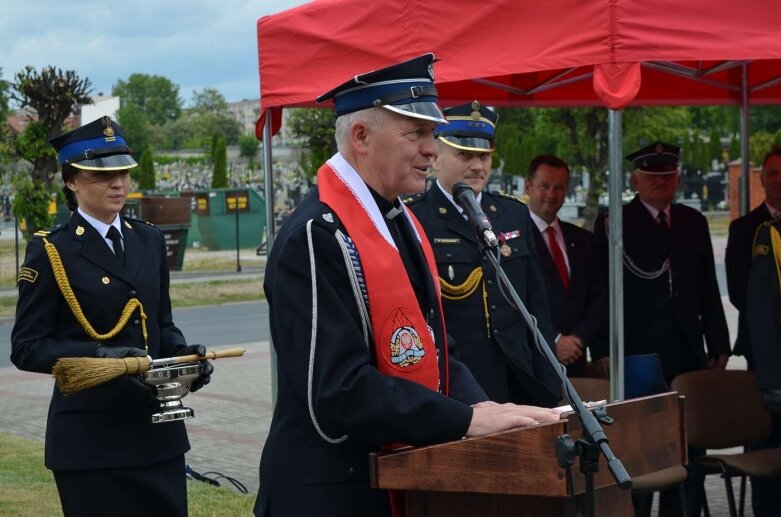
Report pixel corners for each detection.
[452,182,475,199]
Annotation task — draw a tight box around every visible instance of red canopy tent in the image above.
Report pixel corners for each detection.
[257,0,781,112]
[255,0,781,399]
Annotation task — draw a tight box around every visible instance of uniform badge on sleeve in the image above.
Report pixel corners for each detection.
[18,267,38,284]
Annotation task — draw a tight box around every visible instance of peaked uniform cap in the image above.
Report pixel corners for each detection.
[435,100,498,152]
[315,53,446,124]
[626,141,680,174]
[49,116,138,171]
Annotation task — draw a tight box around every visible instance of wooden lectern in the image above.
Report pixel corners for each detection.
[370,392,685,516]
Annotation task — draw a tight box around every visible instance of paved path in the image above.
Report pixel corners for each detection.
[0,234,758,514]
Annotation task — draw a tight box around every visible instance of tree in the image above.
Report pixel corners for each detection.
[116,104,151,157]
[11,66,92,186]
[0,68,12,170]
[112,74,182,125]
[288,108,337,178]
[136,146,156,191]
[191,88,228,115]
[239,134,260,161]
[212,137,228,188]
[749,131,776,166]
[709,127,724,166]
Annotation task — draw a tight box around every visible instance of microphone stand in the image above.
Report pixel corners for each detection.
[479,239,631,517]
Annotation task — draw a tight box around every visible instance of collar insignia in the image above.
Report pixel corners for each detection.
[438,207,447,215]
[489,204,497,212]
[124,221,132,229]
[75,226,85,236]
[322,212,334,223]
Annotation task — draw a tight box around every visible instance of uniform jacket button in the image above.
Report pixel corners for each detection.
[486,279,493,286]
[129,290,137,297]
[133,319,140,325]
[491,305,497,311]
[348,467,355,475]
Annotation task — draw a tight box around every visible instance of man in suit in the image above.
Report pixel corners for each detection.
[255,57,560,517]
[729,145,781,517]
[594,141,730,516]
[524,155,608,378]
[406,101,560,408]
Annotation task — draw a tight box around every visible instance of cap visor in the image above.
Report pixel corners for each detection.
[71,154,138,171]
[384,102,447,124]
[636,168,678,175]
[439,136,495,152]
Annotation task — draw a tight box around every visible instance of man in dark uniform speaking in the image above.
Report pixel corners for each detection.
[254,56,560,517]
[406,101,560,407]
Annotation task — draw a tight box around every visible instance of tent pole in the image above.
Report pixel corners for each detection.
[608,109,625,401]
[262,107,278,407]
[740,63,750,216]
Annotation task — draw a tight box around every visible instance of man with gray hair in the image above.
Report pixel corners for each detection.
[254,54,560,517]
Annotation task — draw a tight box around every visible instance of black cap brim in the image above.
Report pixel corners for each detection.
[71,155,138,171]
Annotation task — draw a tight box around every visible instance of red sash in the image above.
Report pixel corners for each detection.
[318,162,449,393]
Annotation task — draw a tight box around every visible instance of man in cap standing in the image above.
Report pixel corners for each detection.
[406,101,560,407]
[593,141,730,515]
[254,56,560,517]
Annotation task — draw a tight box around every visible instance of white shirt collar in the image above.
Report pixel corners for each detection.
[765,201,781,218]
[529,210,561,234]
[639,198,671,223]
[77,207,122,239]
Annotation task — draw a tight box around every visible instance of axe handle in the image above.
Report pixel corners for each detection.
[150,347,246,367]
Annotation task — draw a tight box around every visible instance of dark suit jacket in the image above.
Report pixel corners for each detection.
[747,218,781,389]
[593,195,730,381]
[726,203,774,359]
[11,211,190,471]
[532,219,607,377]
[407,185,561,407]
[255,187,487,517]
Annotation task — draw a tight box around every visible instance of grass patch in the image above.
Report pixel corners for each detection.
[169,279,264,308]
[0,432,255,516]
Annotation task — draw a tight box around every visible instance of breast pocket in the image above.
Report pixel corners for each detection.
[500,236,531,262]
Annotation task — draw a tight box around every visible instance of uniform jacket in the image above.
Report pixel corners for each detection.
[746,218,781,389]
[11,211,189,471]
[407,185,561,406]
[726,203,774,358]
[255,187,487,517]
[532,220,608,377]
[593,195,730,379]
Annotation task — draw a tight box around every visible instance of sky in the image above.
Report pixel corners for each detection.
[0,0,311,107]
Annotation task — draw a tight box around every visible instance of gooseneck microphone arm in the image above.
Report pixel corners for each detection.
[452,183,500,249]
[453,183,631,516]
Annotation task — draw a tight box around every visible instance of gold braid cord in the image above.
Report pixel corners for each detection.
[439,267,492,337]
[43,238,149,351]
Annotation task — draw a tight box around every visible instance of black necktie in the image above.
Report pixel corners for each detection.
[658,211,670,232]
[107,226,125,265]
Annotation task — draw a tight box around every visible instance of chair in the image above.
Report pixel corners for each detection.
[564,377,690,516]
[671,370,781,517]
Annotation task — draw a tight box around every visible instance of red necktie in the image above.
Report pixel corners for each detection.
[546,226,569,289]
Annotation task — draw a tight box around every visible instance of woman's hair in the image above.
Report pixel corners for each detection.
[61,165,79,210]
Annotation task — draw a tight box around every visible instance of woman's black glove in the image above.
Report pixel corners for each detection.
[177,344,213,393]
[95,344,148,359]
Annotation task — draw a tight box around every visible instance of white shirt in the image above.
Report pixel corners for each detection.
[77,207,124,254]
[639,199,672,229]
[766,201,781,219]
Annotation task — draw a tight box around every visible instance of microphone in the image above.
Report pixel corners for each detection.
[452,183,499,248]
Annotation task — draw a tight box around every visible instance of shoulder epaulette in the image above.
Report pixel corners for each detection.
[494,191,526,204]
[403,192,424,205]
[33,224,65,238]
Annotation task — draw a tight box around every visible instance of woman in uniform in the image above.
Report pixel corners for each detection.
[10,116,211,517]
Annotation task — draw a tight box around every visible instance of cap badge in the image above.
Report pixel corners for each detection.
[471,101,482,120]
[75,226,85,236]
[101,116,115,138]
[655,143,664,153]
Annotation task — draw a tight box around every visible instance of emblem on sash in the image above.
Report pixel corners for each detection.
[389,309,425,367]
